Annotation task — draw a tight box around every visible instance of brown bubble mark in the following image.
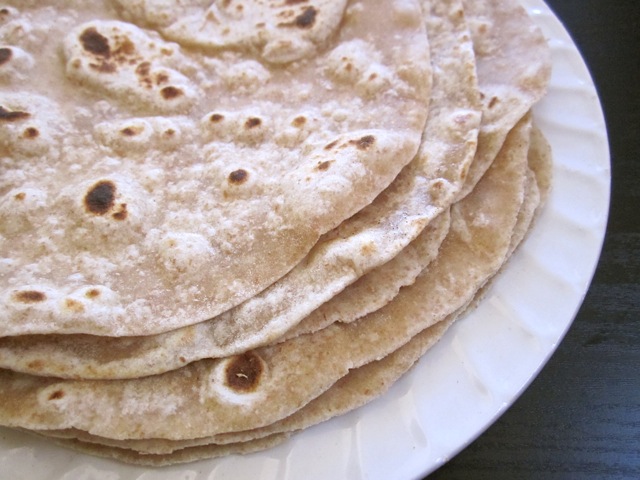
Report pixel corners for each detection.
[160,86,183,100]
[48,390,65,401]
[228,169,249,185]
[85,289,101,299]
[245,117,262,129]
[224,352,265,393]
[84,180,116,215]
[316,160,333,171]
[295,7,317,28]
[0,106,30,122]
[22,127,39,139]
[13,290,47,303]
[0,47,12,65]
[80,27,111,57]
[291,116,307,128]
[350,135,376,151]
[209,113,224,123]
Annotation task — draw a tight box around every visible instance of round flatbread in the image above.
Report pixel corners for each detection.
[0,0,432,336]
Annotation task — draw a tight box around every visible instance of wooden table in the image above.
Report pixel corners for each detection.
[429,1,640,478]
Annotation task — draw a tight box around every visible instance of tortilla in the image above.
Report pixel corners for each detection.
[455,0,551,200]
[0,0,480,380]
[0,0,432,337]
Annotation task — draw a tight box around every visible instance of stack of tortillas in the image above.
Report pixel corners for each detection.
[0,0,552,467]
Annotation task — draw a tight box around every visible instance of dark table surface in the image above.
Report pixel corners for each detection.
[429,1,640,478]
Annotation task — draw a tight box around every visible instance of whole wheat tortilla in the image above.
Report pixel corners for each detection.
[0,209,450,380]
[0,114,530,441]
[31,130,552,458]
[0,0,481,380]
[0,0,432,337]
[35,430,292,467]
[454,0,551,200]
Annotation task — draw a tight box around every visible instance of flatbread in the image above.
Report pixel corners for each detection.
[455,0,551,199]
[0,114,531,442]
[0,0,432,336]
[0,0,481,380]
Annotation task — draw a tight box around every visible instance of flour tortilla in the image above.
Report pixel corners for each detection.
[35,430,292,467]
[0,210,449,381]
[0,115,531,441]
[455,0,551,200]
[0,0,481,379]
[0,0,432,336]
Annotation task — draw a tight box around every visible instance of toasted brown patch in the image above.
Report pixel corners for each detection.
[121,126,142,136]
[27,360,44,371]
[209,113,224,123]
[292,116,307,128]
[294,7,317,28]
[228,169,248,185]
[112,203,128,221]
[155,72,169,85]
[135,61,151,77]
[316,160,332,171]
[224,352,264,392]
[350,135,376,150]
[160,86,183,100]
[245,117,262,129]
[22,127,39,139]
[324,140,339,150]
[0,106,30,122]
[0,47,12,65]
[80,27,111,57]
[14,290,46,303]
[14,192,26,201]
[64,298,85,313]
[48,390,65,401]
[85,289,101,299]
[85,180,116,215]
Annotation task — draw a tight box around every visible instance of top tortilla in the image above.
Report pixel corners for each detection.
[0,0,432,336]
[0,0,483,379]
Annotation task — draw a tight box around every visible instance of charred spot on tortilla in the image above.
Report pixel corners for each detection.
[64,298,85,313]
[47,390,65,401]
[291,116,307,128]
[80,27,111,57]
[112,203,128,221]
[0,106,30,122]
[22,127,40,139]
[0,47,12,65]
[13,290,47,303]
[228,169,249,185]
[224,352,264,392]
[350,135,376,150]
[85,289,101,299]
[245,117,262,129]
[85,180,116,215]
[324,139,339,150]
[316,160,333,171]
[209,113,225,123]
[160,86,183,100]
[27,360,44,371]
[295,7,317,28]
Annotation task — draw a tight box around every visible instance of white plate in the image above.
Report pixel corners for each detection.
[0,1,610,479]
